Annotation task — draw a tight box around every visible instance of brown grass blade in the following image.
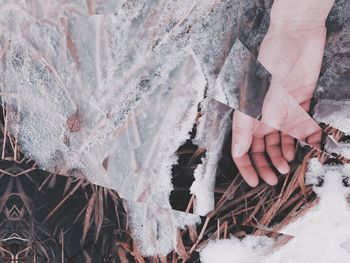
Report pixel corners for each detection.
[176,229,189,260]
[94,187,104,242]
[82,191,97,242]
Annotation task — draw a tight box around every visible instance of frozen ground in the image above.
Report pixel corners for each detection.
[201,159,350,263]
[0,0,348,257]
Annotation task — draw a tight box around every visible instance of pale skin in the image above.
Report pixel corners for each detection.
[231,0,336,187]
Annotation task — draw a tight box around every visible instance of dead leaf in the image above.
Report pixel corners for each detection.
[67,109,81,132]
[102,156,109,171]
[117,247,129,263]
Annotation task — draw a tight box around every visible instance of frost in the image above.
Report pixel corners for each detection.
[189,0,238,92]
[305,158,325,185]
[313,100,350,134]
[314,2,349,101]
[328,0,350,25]
[3,0,342,257]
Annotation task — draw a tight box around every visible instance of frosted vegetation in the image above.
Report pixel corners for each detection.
[0,0,241,255]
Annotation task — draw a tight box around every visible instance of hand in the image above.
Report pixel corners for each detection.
[231,110,292,187]
[231,87,321,187]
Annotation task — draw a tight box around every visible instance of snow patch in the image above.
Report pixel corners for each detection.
[263,164,350,263]
[200,236,274,263]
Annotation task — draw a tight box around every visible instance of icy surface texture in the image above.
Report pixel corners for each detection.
[191,98,232,215]
[1,0,346,257]
[328,0,350,25]
[1,0,275,256]
[0,0,123,16]
[189,0,238,92]
[189,0,271,96]
[313,99,350,134]
[313,0,350,135]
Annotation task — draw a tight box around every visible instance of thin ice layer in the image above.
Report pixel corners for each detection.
[0,0,123,16]
[207,39,271,119]
[77,53,206,254]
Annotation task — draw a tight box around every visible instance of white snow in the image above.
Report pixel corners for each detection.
[200,236,274,263]
[305,157,325,185]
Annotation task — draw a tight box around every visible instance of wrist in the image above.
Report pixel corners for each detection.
[269,18,326,32]
[269,0,334,31]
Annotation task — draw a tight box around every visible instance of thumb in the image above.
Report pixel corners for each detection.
[231,110,255,158]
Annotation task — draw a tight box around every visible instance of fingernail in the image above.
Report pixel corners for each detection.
[268,176,278,186]
[249,179,259,188]
[232,144,241,157]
